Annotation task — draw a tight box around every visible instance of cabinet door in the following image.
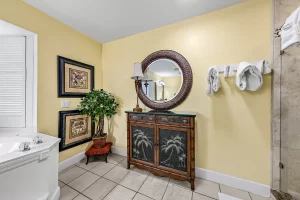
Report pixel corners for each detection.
[130,123,155,166]
[157,126,190,175]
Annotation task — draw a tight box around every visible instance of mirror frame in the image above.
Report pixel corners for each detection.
[137,50,193,110]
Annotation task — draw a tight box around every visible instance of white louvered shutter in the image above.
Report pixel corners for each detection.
[0,36,26,127]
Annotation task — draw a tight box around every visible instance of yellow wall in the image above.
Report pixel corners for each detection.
[103,0,272,185]
[0,0,102,162]
[163,76,182,101]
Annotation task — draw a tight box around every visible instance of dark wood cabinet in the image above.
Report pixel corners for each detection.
[126,111,196,190]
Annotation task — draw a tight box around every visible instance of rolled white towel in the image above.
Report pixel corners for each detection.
[206,67,221,94]
[256,60,271,74]
[236,62,263,91]
[281,7,300,50]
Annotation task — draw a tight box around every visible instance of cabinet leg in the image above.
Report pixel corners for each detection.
[86,156,90,165]
[127,161,130,170]
[191,179,195,190]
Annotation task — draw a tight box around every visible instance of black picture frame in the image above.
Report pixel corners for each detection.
[59,110,94,152]
[58,56,94,97]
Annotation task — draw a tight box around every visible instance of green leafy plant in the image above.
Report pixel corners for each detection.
[78,89,119,138]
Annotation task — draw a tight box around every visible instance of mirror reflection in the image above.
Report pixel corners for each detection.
[141,59,183,103]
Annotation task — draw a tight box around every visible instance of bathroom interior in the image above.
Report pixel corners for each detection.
[0,0,299,200]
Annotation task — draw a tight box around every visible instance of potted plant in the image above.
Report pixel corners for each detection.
[78,89,119,148]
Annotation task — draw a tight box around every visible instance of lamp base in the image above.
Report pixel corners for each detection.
[133,106,143,112]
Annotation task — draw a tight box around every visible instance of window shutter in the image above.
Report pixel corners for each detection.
[0,36,26,127]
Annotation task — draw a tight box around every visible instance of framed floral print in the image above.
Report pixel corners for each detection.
[58,56,94,97]
[59,110,94,152]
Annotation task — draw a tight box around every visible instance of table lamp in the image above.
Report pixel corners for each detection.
[131,62,144,112]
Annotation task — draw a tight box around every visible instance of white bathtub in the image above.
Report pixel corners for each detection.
[0,133,60,200]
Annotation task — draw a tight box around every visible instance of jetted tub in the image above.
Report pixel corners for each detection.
[0,133,60,200]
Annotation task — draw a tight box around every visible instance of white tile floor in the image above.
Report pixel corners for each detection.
[59,154,270,200]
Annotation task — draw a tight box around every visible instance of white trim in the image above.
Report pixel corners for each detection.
[58,152,85,172]
[196,168,270,198]
[107,146,271,198]
[0,20,38,134]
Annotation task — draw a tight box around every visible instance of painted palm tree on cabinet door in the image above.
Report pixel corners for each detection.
[133,129,153,161]
[161,135,186,168]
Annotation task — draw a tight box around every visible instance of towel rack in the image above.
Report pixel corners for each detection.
[215,61,267,73]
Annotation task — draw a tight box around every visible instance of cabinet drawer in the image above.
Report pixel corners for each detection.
[156,116,190,126]
[129,114,155,122]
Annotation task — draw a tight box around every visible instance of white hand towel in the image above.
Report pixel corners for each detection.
[256,60,272,74]
[206,67,221,94]
[235,62,263,91]
[281,7,300,50]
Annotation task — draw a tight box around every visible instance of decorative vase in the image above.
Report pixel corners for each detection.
[93,133,107,148]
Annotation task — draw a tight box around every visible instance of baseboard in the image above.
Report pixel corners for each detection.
[58,152,85,172]
[196,168,270,197]
[109,146,270,198]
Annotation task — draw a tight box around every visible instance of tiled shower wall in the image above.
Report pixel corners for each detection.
[273,0,300,199]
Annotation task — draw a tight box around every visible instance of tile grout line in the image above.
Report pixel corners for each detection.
[193,191,218,200]
[80,163,118,195]
[136,192,155,200]
[65,177,99,198]
[80,158,129,200]
[61,155,127,200]
[100,178,119,200]
[248,192,253,200]
[69,155,121,198]
[161,177,170,200]
[71,193,81,200]
[168,179,192,191]
[62,156,237,200]
[67,170,102,193]
[131,166,151,199]
[59,168,87,185]
[71,155,268,200]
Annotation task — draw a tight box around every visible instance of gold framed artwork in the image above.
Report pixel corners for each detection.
[59,110,94,152]
[58,56,94,97]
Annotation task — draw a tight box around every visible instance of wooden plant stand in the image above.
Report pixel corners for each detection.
[85,142,113,164]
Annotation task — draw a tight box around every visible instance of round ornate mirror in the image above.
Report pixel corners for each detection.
[137,50,193,110]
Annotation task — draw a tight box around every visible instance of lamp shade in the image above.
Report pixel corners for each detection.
[143,72,153,82]
[131,62,144,80]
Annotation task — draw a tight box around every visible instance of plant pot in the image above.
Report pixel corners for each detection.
[93,134,107,149]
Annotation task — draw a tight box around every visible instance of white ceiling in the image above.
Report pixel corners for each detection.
[149,59,181,77]
[23,0,246,43]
